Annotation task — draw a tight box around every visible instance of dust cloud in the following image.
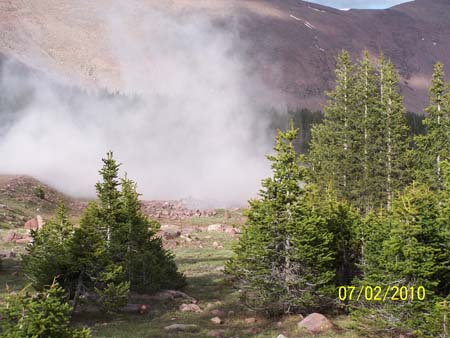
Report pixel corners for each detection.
[0,2,285,206]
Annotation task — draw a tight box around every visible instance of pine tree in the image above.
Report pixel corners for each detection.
[416,62,450,190]
[69,202,129,313]
[22,202,78,293]
[0,282,91,338]
[318,191,362,286]
[378,57,412,210]
[359,176,450,335]
[95,150,122,255]
[120,177,186,293]
[309,50,359,204]
[354,51,385,211]
[226,123,335,315]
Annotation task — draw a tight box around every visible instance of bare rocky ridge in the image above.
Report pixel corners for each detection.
[1,0,449,112]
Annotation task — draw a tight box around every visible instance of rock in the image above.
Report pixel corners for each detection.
[160,224,181,239]
[298,313,333,334]
[4,232,16,242]
[24,218,39,230]
[207,224,226,232]
[164,324,199,332]
[179,303,203,313]
[212,241,223,249]
[210,316,222,324]
[36,215,44,228]
[180,234,192,242]
[139,304,148,314]
[211,309,225,317]
[245,317,257,324]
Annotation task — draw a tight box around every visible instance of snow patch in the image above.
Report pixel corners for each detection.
[289,14,315,30]
[308,6,326,13]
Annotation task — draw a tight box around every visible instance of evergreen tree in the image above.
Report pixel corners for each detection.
[226,123,335,315]
[95,150,123,256]
[416,62,450,190]
[22,151,185,312]
[0,282,91,338]
[379,57,412,210]
[359,175,450,336]
[309,50,359,204]
[319,191,362,286]
[69,202,129,313]
[120,177,186,293]
[22,203,78,293]
[354,51,384,210]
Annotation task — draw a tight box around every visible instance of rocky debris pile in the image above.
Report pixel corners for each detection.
[298,313,334,334]
[141,200,218,221]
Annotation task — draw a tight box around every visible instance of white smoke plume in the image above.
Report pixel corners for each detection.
[0,2,285,206]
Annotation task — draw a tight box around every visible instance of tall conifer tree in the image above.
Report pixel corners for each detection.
[227,123,335,315]
[379,57,411,210]
[310,50,358,202]
[416,62,450,190]
[354,51,383,210]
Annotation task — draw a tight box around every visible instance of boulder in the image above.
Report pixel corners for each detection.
[164,324,199,332]
[179,303,203,313]
[210,316,222,324]
[245,317,257,324]
[298,313,333,334]
[24,218,39,230]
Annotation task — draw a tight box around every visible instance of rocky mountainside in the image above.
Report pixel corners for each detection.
[1,0,449,112]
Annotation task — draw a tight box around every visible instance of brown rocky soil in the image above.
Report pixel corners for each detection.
[1,0,450,112]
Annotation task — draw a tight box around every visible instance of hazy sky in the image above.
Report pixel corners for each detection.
[307,0,414,9]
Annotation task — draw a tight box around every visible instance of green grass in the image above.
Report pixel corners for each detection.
[0,214,369,338]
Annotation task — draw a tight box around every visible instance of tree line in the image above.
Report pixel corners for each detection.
[226,51,450,337]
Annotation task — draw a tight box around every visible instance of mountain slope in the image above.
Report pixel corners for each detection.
[0,0,449,112]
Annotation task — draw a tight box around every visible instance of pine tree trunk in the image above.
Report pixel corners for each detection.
[72,265,86,314]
